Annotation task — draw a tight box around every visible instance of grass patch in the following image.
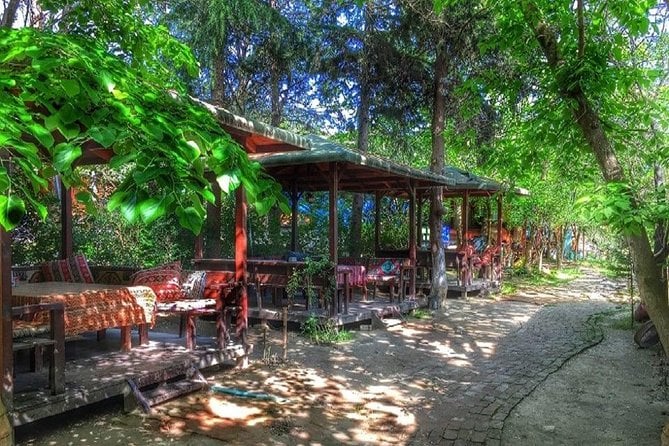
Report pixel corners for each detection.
[300,315,354,345]
[602,307,636,330]
[581,259,630,280]
[502,265,582,296]
[409,308,433,320]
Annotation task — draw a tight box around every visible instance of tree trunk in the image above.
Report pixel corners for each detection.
[349,2,373,259]
[654,164,668,262]
[556,225,564,269]
[428,42,448,309]
[1,0,21,28]
[522,1,669,355]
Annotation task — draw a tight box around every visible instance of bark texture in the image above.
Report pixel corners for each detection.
[428,42,448,309]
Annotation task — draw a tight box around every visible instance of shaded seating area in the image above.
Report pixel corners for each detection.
[1,105,312,427]
[215,135,457,324]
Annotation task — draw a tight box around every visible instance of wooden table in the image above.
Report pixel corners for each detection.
[12,282,156,351]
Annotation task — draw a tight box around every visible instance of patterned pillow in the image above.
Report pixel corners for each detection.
[41,254,95,283]
[132,262,183,303]
[181,270,207,300]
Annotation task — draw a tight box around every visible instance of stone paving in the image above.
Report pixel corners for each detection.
[397,272,624,445]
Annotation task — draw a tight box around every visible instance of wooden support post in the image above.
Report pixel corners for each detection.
[329,163,339,315]
[408,181,417,299]
[290,183,298,252]
[329,163,339,264]
[416,191,423,249]
[1,227,12,411]
[138,324,149,345]
[59,178,73,260]
[462,190,470,244]
[234,187,249,350]
[50,304,65,395]
[120,326,132,352]
[194,234,203,260]
[374,191,381,255]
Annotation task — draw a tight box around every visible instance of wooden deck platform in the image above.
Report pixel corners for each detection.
[446,279,500,298]
[11,316,244,427]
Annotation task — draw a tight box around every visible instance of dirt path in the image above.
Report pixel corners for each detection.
[15,268,667,445]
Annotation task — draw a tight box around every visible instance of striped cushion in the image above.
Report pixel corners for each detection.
[41,254,94,283]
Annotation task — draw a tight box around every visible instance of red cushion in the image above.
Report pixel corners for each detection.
[41,254,94,283]
[132,262,183,303]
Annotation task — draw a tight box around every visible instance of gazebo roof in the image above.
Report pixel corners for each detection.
[192,99,311,153]
[253,135,455,193]
[442,166,530,197]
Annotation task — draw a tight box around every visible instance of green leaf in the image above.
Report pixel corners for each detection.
[62,124,81,141]
[119,192,140,223]
[107,191,127,211]
[253,197,275,216]
[75,190,97,215]
[138,196,170,224]
[176,206,203,234]
[44,113,61,132]
[25,195,48,221]
[27,122,54,149]
[87,126,117,148]
[61,79,81,97]
[109,152,136,169]
[58,103,82,125]
[53,142,82,171]
[0,195,26,230]
[217,170,241,193]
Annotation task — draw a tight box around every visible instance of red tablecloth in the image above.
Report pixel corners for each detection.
[12,282,156,337]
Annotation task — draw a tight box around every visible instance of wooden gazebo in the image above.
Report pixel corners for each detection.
[1,104,309,426]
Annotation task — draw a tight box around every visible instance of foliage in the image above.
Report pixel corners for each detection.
[409,308,433,320]
[286,256,336,307]
[300,315,354,344]
[501,265,583,297]
[0,27,287,233]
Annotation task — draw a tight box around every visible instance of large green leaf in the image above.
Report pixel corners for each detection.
[176,206,203,235]
[0,195,26,230]
[87,126,117,148]
[53,142,82,171]
[138,195,173,224]
[27,123,54,149]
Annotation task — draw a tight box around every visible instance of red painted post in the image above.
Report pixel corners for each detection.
[234,188,248,344]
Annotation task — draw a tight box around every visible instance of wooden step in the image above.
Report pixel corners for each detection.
[124,366,208,413]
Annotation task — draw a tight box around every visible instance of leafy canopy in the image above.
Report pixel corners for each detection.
[0,27,287,233]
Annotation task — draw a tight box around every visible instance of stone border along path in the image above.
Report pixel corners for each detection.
[404,271,623,446]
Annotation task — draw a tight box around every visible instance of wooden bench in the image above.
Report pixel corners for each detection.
[12,303,65,395]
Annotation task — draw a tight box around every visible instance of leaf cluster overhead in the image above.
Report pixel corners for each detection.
[0,27,285,233]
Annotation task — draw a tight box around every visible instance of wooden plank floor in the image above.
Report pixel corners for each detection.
[11,315,243,427]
